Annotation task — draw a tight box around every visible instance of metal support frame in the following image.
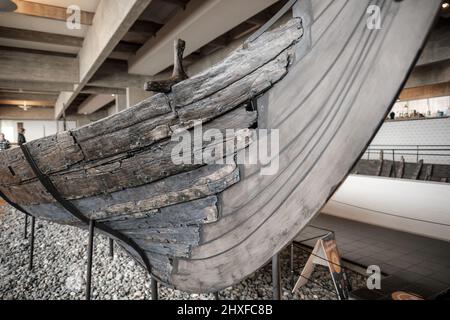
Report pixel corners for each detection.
[290,243,295,277]
[109,238,114,259]
[272,254,281,300]
[19,144,157,283]
[24,214,28,239]
[151,277,158,300]
[86,219,95,301]
[28,216,35,271]
[0,191,37,272]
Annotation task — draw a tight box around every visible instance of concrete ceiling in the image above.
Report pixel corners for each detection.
[129,0,278,76]
[1,0,449,121]
[0,13,89,37]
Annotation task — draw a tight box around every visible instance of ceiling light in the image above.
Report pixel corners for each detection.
[443,2,450,9]
[19,102,30,111]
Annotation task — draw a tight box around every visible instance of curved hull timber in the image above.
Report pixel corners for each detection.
[0,0,441,293]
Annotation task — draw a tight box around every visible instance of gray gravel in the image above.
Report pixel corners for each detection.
[0,206,367,300]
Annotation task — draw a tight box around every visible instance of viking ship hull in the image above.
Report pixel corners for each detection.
[0,0,441,293]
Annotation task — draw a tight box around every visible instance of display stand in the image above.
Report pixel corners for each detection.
[292,233,351,300]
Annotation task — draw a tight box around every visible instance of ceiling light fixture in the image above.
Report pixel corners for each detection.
[443,2,450,9]
[0,0,17,13]
[19,102,30,111]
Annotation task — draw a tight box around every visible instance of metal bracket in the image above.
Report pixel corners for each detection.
[19,144,154,277]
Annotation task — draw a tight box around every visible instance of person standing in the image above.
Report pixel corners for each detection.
[0,133,11,151]
[18,128,26,145]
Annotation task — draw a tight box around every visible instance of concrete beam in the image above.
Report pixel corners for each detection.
[0,26,83,47]
[81,86,126,95]
[55,0,152,119]
[128,0,277,76]
[77,94,115,115]
[126,87,152,109]
[0,92,57,102]
[0,27,144,61]
[123,20,163,44]
[417,22,450,66]
[0,80,74,93]
[405,59,450,88]
[78,0,152,85]
[11,0,94,25]
[55,91,74,117]
[0,106,54,120]
[88,60,153,89]
[0,49,78,83]
[0,99,54,107]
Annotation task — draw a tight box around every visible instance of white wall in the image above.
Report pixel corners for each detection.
[369,117,450,164]
[0,120,76,143]
[323,175,450,242]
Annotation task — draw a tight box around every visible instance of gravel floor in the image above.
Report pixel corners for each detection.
[0,206,367,300]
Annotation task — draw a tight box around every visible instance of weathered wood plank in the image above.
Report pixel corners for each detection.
[413,160,424,180]
[376,151,383,176]
[123,226,200,245]
[3,108,254,205]
[177,51,291,124]
[171,18,303,107]
[425,164,433,181]
[396,157,405,178]
[104,196,219,230]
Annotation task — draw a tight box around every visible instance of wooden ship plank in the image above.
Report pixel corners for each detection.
[0,0,442,293]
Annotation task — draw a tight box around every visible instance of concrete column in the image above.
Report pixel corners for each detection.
[126,87,152,109]
[116,94,128,113]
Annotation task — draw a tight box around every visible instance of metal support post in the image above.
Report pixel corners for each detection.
[24,214,28,239]
[86,220,95,300]
[28,216,35,271]
[151,277,159,300]
[290,243,295,276]
[109,238,114,259]
[272,253,281,300]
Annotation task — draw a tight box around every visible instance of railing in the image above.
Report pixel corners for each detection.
[363,145,450,165]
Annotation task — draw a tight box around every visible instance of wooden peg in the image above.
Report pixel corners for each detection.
[145,39,189,93]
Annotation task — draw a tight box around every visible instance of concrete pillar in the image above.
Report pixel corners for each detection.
[126,87,152,109]
[116,94,127,113]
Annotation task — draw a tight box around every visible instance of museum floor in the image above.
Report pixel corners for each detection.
[298,214,450,299]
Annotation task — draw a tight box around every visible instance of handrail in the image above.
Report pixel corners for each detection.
[362,144,450,163]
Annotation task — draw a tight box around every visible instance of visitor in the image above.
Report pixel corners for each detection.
[18,128,26,145]
[0,133,11,151]
[389,112,396,120]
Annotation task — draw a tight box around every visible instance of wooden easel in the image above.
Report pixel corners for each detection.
[292,233,351,300]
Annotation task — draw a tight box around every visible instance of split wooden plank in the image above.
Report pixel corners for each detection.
[104,196,219,230]
[0,35,291,190]
[425,164,433,181]
[171,18,303,107]
[177,51,291,124]
[396,157,405,178]
[3,108,255,205]
[376,151,383,176]
[413,160,424,180]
